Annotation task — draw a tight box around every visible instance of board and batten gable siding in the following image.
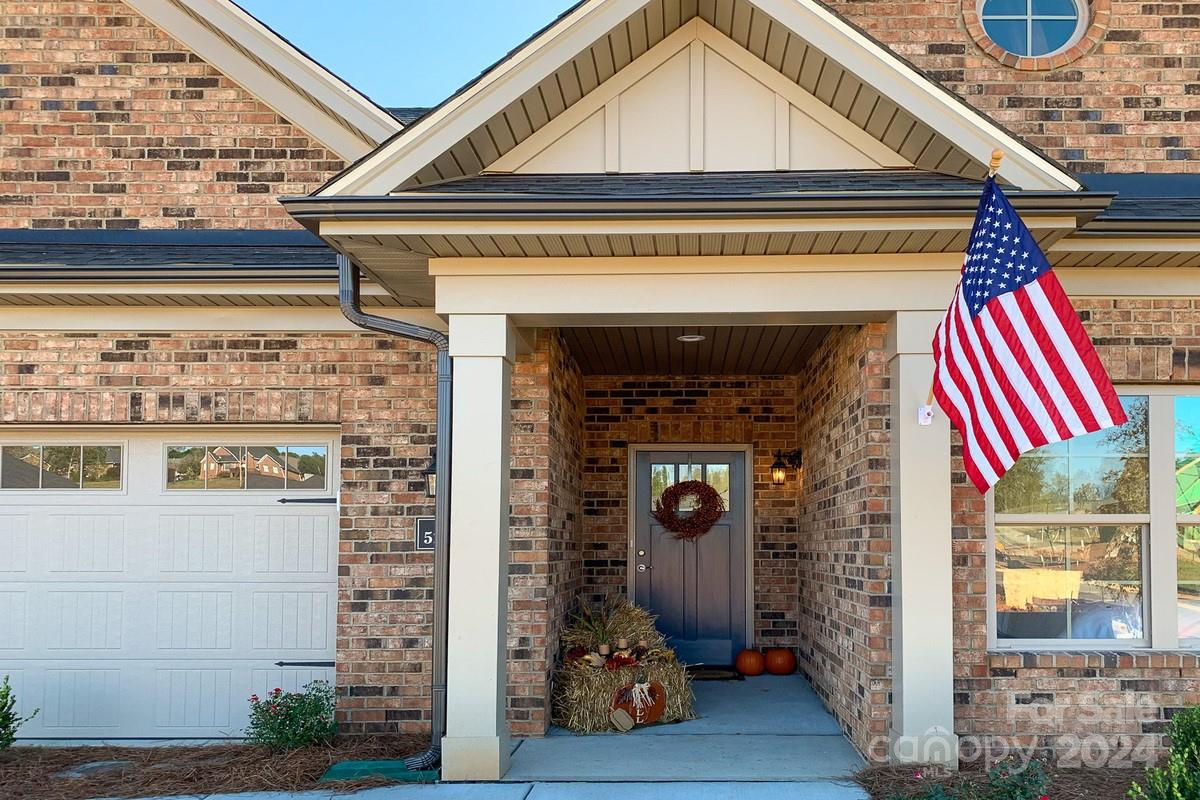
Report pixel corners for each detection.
[0,2,344,229]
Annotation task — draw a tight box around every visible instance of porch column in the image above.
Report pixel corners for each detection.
[442,313,515,781]
[887,311,959,767]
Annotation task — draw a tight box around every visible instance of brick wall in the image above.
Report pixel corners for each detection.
[793,324,893,760]
[508,331,584,736]
[0,330,440,733]
[578,374,802,648]
[830,1,1199,172]
[0,2,343,229]
[953,299,1200,763]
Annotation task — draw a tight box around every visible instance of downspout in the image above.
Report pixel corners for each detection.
[337,253,451,771]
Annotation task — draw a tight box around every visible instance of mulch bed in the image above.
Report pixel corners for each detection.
[0,734,427,800]
[855,763,1141,800]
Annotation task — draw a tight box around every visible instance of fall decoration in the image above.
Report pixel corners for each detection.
[764,647,797,675]
[735,648,766,676]
[611,678,667,727]
[652,480,726,540]
[553,599,695,733]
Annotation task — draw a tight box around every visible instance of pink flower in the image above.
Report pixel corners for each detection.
[1039,796,1049,800]
[913,771,923,780]
[272,688,282,695]
[249,694,259,702]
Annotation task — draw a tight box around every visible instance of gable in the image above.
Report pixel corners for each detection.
[318,0,1079,197]
[489,21,908,174]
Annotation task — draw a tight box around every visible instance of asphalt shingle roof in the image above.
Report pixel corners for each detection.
[397,169,988,198]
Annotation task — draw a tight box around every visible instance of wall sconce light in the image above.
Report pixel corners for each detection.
[422,449,437,499]
[771,449,803,486]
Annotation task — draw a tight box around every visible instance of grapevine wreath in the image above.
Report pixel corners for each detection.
[652,480,726,540]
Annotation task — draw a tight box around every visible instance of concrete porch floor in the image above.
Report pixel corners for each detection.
[503,675,865,784]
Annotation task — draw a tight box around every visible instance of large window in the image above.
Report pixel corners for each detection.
[991,391,1200,649]
[165,444,327,491]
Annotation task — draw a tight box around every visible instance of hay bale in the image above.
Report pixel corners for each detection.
[552,661,695,734]
[552,599,694,734]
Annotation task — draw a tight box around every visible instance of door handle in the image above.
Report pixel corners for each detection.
[637,564,649,572]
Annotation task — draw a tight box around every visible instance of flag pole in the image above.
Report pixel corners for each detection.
[921,149,1004,421]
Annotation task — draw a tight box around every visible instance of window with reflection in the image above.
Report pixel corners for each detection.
[165,444,328,491]
[0,444,123,490]
[992,396,1147,643]
[1177,398,1200,640]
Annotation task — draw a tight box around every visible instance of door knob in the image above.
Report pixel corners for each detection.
[637,564,648,572]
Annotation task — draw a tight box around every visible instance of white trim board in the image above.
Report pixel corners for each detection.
[317,0,1079,196]
[124,0,401,160]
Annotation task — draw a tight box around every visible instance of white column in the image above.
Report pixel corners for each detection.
[441,314,515,781]
[887,311,959,767]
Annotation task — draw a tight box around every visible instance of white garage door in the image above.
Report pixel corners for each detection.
[0,429,338,741]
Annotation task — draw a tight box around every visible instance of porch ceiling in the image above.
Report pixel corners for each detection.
[560,324,829,374]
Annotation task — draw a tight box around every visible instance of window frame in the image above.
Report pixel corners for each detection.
[0,442,126,492]
[977,0,1089,59]
[161,441,332,494]
[987,387,1189,650]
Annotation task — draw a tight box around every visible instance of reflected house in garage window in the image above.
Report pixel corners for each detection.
[167,444,327,491]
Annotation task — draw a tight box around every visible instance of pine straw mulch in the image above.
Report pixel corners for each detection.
[0,733,427,800]
[855,763,1140,800]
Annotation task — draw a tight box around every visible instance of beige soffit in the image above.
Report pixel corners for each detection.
[316,0,1081,196]
[124,0,402,160]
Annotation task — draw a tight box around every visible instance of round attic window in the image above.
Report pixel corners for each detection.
[978,0,1087,58]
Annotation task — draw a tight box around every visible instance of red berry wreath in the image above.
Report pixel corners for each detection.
[652,480,726,541]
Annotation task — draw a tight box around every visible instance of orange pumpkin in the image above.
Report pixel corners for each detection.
[735,648,765,676]
[764,647,797,675]
[611,680,666,727]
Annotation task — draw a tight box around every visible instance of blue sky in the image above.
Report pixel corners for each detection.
[238,0,578,108]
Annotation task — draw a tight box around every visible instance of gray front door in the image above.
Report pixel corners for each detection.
[633,450,747,665]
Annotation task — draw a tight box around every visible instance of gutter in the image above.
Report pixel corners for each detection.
[337,253,451,772]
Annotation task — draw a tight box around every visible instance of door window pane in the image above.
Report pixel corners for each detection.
[650,464,675,505]
[676,463,702,510]
[41,446,81,488]
[166,446,206,489]
[287,446,328,489]
[1177,397,1200,515]
[1179,526,1200,640]
[82,446,121,489]
[1,446,41,489]
[705,463,731,507]
[994,396,1148,514]
[245,446,287,489]
[995,524,1143,640]
[203,446,244,489]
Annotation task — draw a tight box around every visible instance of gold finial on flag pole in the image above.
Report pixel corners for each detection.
[988,148,1004,177]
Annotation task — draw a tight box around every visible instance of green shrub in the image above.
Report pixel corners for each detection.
[1128,745,1200,800]
[244,680,337,750]
[0,674,38,750]
[891,758,1049,800]
[1129,707,1200,800]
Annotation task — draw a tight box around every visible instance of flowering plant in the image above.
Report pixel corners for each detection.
[245,680,337,750]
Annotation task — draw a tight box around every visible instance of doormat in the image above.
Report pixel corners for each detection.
[686,664,745,681]
[319,760,438,783]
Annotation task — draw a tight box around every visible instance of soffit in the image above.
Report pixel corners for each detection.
[561,324,829,374]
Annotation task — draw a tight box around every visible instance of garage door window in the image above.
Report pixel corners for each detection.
[0,444,122,490]
[166,444,327,491]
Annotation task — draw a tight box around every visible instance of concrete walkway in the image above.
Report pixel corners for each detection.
[506,674,863,783]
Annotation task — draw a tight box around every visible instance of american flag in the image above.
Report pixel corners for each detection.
[931,176,1126,493]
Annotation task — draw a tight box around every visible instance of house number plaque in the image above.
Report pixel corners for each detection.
[415,517,436,551]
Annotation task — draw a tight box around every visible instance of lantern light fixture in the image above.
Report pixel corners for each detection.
[421,449,437,499]
[770,449,803,486]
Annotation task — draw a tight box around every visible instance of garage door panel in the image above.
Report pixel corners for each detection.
[1,429,338,740]
[0,515,29,572]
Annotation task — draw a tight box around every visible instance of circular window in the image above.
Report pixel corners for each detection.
[979,0,1087,57]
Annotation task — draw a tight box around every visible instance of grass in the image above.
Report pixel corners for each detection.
[855,763,1140,800]
[0,734,427,800]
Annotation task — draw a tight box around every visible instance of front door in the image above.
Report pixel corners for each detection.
[633,450,747,665]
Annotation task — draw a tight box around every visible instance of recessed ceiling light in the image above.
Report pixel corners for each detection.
[676,333,706,343]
